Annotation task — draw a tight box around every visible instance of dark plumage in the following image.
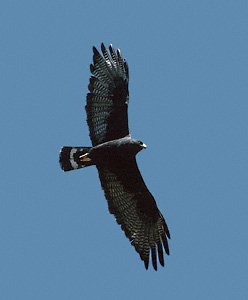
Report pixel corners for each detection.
[59,44,170,270]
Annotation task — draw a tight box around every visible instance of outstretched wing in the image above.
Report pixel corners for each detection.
[97,158,170,270]
[86,43,129,146]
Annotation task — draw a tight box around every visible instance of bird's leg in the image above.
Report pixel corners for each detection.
[79,153,92,162]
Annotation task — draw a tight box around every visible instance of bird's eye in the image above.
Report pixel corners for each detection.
[138,141,143,145]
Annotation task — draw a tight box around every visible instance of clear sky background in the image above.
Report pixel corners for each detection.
[1,1,248,299]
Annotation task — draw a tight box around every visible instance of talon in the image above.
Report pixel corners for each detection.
[79,153,91,162]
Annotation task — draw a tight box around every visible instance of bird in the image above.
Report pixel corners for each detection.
[59,43,170,270]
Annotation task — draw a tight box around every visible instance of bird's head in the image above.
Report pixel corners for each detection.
[115,137,147,158]
[137,140,147,149]
[130,139,147,154]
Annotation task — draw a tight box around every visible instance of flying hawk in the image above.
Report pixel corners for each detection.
[59,44,170,270]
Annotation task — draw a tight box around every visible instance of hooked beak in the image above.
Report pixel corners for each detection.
[142,143,147,149]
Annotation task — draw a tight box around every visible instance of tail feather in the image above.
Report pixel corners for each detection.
[59,147,93,171]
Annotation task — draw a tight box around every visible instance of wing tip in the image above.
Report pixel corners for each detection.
[92,46,98,54]
[144,259,149,270]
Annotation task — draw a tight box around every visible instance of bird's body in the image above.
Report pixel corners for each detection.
[59,44,170,270]
[89,136,145,164]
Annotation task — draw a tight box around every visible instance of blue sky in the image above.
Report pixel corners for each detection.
[1,1,248,299]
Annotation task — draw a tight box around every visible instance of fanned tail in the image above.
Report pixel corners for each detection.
[59,147,93,171]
